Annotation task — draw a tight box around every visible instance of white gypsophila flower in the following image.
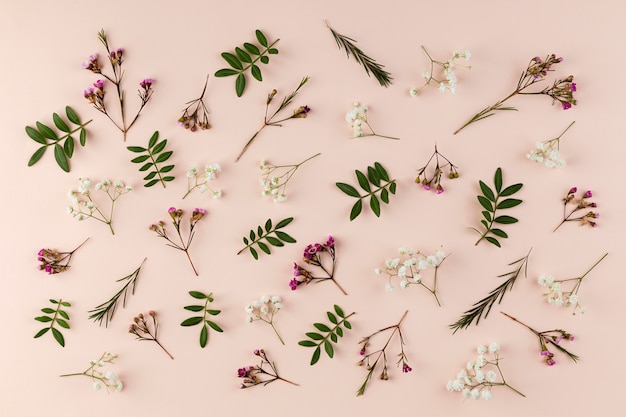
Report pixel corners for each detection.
[486,370,497,383]
[245,305,253,314]
[271,296,281,304]
[261,189,271,197]
[114,380,123,392]
[481,390,492,400]
[125,185,133,191]
[212,190,222,199]
[436,249,445,260]
[273,194,287,203]
[422,71,431,79]
[205,171,216,181]
[66,206,74,215]
[68,190,79,204]
[488,342,500,353]
[567,294,578,305]
[187,166,198,178]
[578,306,586,315]
[409,89,418,97]
[446,380,454,391]
[464,50,471,60]
[398,247,407,255]
[456,369,468,379]
[451,379,464,391]
[274,303,283,310]
[93,381,102,391]
[198,184,209,194]
[207,163,221,173]
[475,370,485,383]
[412,274,422,283]
[475,354,486,368]
[251,300,260,308]
[76,214,86,221]
[85,202,94,209]
[95,182,103,190]
[439,82,446,92]
[89,360,97,366]
[398,266,407,278]
[466,361,475,371]
[246,315,253,323]
[550,282,562,292]
[404,258,417,267]
[427,255,438,267]
[400,280,408,289]
[386,283,394,292]
[462,388,471,400]
[102,179,111,186]
[418,259,429,270]
[260,305,269,314]
[471,388,480,400]
[105,371,118,382]
[260,295,270,304]
[374,268,382,275]
[114,180,124,188]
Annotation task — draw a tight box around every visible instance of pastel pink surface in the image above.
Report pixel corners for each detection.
[2,1,624,416]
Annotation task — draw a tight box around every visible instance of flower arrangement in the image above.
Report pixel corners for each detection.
[446,343,525,400]
[526,121,574,168]
[67,178,132,235]
[345,102,398,140]
[537,253,607,314]
[149,207,206,276]
[245,296,285,345]
[259,153,320,203]
[375,247,447,306]
[184,163,222,199]
[178,75,211,131]
[553,187,598,231]
[37,238,88,275]
[60,352,123,392]
[454,54,576,134]
[82,29,155,141]
[356,310,411,396]
[237,349,298,389]
[290,236,347,295]
[409,46,471,96]
[128,311,174,359]
[414,145,460,194]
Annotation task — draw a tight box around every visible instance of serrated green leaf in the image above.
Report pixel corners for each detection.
[25,126,47,144]
[37,122,58,140]
[184,305,204,312]
[127,146,146,153]
[79,128,86,146]
[214,68,239,77]
[145,179,159,187]
[200,324,208,347]
[255,30,268,47]
[477,195,493,212]
[222,52,243,70]
[268,48,279,55]
[189,291,207,299]
[250,64,262,81]
[235,73,246,97]
[131,155,150,163]
[334,305,345,318]
[207,321,223,332]
[249,247,258,260]
[243,42,260,55]
[53,113,70,132]
[494,168,503,193]
[35,316,52,322]
[260,55,269,64]
[41,308,55,314]
[497,199,523,209]
[264,218,272,232]
[152,139,168,154]
[162,176,175,182]
[479,180,496,202]
[389,181,397,194]
[56,318,70,329]
[485,236,501,247]
[139,162,153,172]
[275,231,295,243]
[327,312,337,324]
[54,144,69,172]
[51,328,65,347]
[500,183,524,197]
[34,328,49,338]
[257,241,271,254]
[235,47,252,63]
[155,151,173,163]
[494,216,518,224]
[265,236,284,247]
[343,320,352,329]
[314,323,331,332]
[181,317,203,326]
[311,346,321,365]
[148,131,159,148]
[491,229,508,238]
[370,195,381,217]
[28,146,47,166]
[298,340,317,347]
[275,217,294,229]
[350,199,363,221]
[64,136,75,158]
[58,310,69,320]
[355,170,371,192]
[336,182,360,198]
[306,332,324,340]
[367,166,380,186]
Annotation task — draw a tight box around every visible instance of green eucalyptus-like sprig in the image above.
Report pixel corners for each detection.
[181,291,223,348]
[336,162,396,220]
[237,217,296,260]
[298,305,355,365]
[26,106,91,172]
[127,131,175,188]
[34,299,71,347]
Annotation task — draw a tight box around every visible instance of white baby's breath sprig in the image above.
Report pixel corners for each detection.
[60,352,123,392]
[245,295,285,345]
[410,46,471,97]
[259,153,320,203]
[345,102,399,140]
[183,163,222,199]
[526,121,574,168]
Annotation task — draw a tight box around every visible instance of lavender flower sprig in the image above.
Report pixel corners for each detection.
[553,187,598,231]
[501,312,578,366]
[290,236,347,295]
[128,311,174,360]
[60,352,123,392]
[37,238,89,275]
[237,349,298,389]
[82,29,154,141]
[178,74,211,131]
[149,207,206,276]
[454,54,576,134]
[357,310,411,396]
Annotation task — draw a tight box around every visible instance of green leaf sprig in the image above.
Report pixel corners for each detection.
[472,168,523,247]
[34,299,71,347]
[181,291,223,348]
[237,217,296,260]
[336,162,396,220]
[326,22,393,87]
[88,258,146,327]
[449,249,531,333]
[215,29,279,97]
[26,106,91,172]
[298,305,355,365]
[127,131,175,188]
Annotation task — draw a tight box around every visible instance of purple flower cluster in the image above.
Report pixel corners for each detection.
[290,236,346,294]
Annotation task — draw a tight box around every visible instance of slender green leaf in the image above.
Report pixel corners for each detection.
[485,237,501,247]
[367,166,380,186]
[127,146,146,153]
[334,305,345,318]
[479,181,495,202]
[131,155,150,163]
[255,30,268,47]
[222,52,243,70]
[58,310,69,320]
[41,308,55,314]
[25,126,47,144]
[155,151,173,163]
[264,218,272,232]
[243,42,260,55]
[497,199,523,209]
[327,312,338,324]
[249,230,256,241]
[184,305,204,312]
[314,323,331,332]
[494,168,503,193]
[257,225,264,238]
[275,217,294,229]
[374,162,389,181]
[207,321,223,332]
[336,326,344,337]
[162,176,175,182]
[268,48,279,55]
[235,47,252,63]
[249,247,259,260]
[389,181,397,194]
[181,317,203,326]
[298,340,317,347]
[37,122,58,140]
[310,346,321,365]
[160,165,175,173]
[265,236,284,247]
[491,229,508,238]
[54,144,69,172]
[200,324,208,347]
[305,332,324,340]
[206,310,221,316]
[143,172,157,182]
[34,328,49,338]
[51,328,65,347]
[370,195,381,217]
[250,64,262,81]
[28,147,47,166]
[214,68,238,77]
[330,332,338,343]
[56,318,70,329]
[64,136,75,158]
[482,211,492,222]
[243,237,249,245]
[235,73,246,97]
[355,170,371,192]
[257,241,271,254]
[477,196,493,212]
[380,188,389,204]
[145,179,159,187]
[336,182,360,197]
[344,320,352,329]
[139,162,153,172]
[152,139,168,154]
[53,113,70,132]
[324,340,334,358]
[148,131,159,148]
[494,216,518,224]
[79,128,86,146]
[481,220,488,229]
[275,231,295,243]
[35,316,52,322]
[500,183,524,197]
[350,199,363,221]
[189,291,208,299]
[66,106,80,124]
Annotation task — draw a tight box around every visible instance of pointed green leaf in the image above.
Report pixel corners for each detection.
[314,323,331,332]
[235,47,252,63]
[494,168,503,193]
[324,340,334,358]
[480,220,488,229]
[41,308,55,314]
[298,340,317,347]
[34,328,49,338]
[243,237,249,245]
[482,211,492,222]
[355,170,371,192]
[206,310,221,316]
[265,236,284,247]
[479,180,495,201]
[490,229,508,238]
[35,316,52,322]
[148,131,159,148]
[145,179,159,187]
[497,199,523,209]
[389,181,397,194]
[275,231,295,243]
[275,217,294,229]
[310,346,321,365]
[66,106,81,124]
[162,176,175,182]
[127,146,146,153]
[485,236,501,247]
[264,218,272,232]
[330,332,338,343]
[334,305,345,317]
[367,166,381,186]
[370,195,381,217]
[477,195,493,212]
[257,241,271,254]
[53,113,70,132]
[51,328,65,347]
[64,136,75,158]
[207,321,223,332]
[243,42,260,55]
[374,162,389,181]
[235,73,246,97]
[305,332,324,340]
[249,229,256,241]
[336,182,360,197]
[139,162,153,171]
[160,165,175,173]
[350,199,363,221]
[54,144,69,172]
[260,55,269,64]
[28,146,47,166]
[49,299,59,304]
[184,305,204,312]
[131,155,150,163]
[58,310,69,320]
[155,151,173,163]
[181,317,203,326]
[257,225,264,238]
[343,320,352,329]
[494,216,518,224]
[152,139,168,154]
[56,318,70,329]
[37,122,58,140]
[79,128,87,146]
[199,324,208,347]
[250,64,262,81]
[336,326,344,337]
[221,52,243,70]
[255,30,268,47]
[249,247,259,260]
[500,183,524,197]
[25,126,47,144]
[189,291,208,299]
[327,312,338,324]
[214,68,238,77]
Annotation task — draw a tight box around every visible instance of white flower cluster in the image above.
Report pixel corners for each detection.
[526,141,566,168]
[185,163,222,199]
[410,49,471,97]
[245,295,283,323]
[446,343,501,401]
[538,274,584,314]
[258,162,287,203]
[67,178,132,222]
[85,352,123,392]
[375,247,446,292]
[345,102,369,137]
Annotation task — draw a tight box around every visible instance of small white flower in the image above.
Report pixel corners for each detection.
[67,190,79,204]
[475,369,485,383]
[446,380,454,391]
[251,300,260,308]
[418,259,429,270]
[95,182,103,190]
[114,180,124,188]
[439,82,446,92]
[462,388,471,400]
[374,268,382,275]
[422,71,431,79]
[470,388,480,400]
[451,378,464,391]
[567,294,578,305]
[475,354,486,368]
[212,190,222,199]
[187,166,198,178]
[436,249,445,260]
[427,255,438,267]
[404,258,417,267]
[466,361,475,371]
[456,369,468,379]
[386,283,394,292]
[260,295,270,304]
[400,280,408,289]
[125,185,133,191]
[398,266,407,278]
[412,274,422,283]
[76,214,86,221]
[398,247,407,255]
[246,315,254,323]
[464,50,471,60]
[245,305,253,314]
[271,296,281,304]
[66,206,74,215]
[114,380,123,392]
[93,381,102,391]
[486,370,497,382]
[488,342,500,353]
[481,390,492,400]
[85,201,94,209]
[274,303,283,310]
[105,371,118,382]
[273,194,287,203]
[409,88,418,97]
[578,306,586,315]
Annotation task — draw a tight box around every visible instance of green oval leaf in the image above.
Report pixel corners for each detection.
[37,122,58,140]
[355,170,371,192]
[162,176,175,182]
[58,310,69,320]
[267,48,279,55]
[494,216,518,224]
[155,151,173,163]
[370,195,381,217]
[145,179,159,187]
[249,247,259,260]
[367,166,381,186]
[206,310,221,316]
[54,144,69,172]
[222,52,243,70]
[275,217,294,229]
[255,30,268,47]
[494,168,503,193]
[56,318,70,329]
[160,165,175,173]
[482,210,492,222]
[298,340,317,347]
[35,316,52,322]
[479,180,495,202]
[53,113,70,132]
[25,126,47,144]
[336,182,360,198]
[500,183,524,197]
[189,291,208,299]
[336,326,344,337]
[477,195,493,212]
[66,106,81,124]
[490,229,508,238]
[327,312,337,324]
[184,305,204,312]
[310,346,321,365]
[235,73,246,97]
[28,146,47,166]
[243,42,260,55]
[260,55,269,64]
[41,308,55,314]
[235,47,252,63]
[380,188,390,204]
[485,236,501,247]
[131,155,150,163]
[79,128,87,146]
[34,328,49,338]
[314,323,331,332]
[214,68,239,77]
[257,241,271,254]
[265,236,284,247]
[199,324,208,347]
[127,146,146,153]
[497,199,523,209]
[207,321,223,332]
[306,332,324,340]
[257,225,264,238]
[152,139,168,154]
[324,340,334,358]
[148,131,159,148]
[350,199,363,221]
[249,229,256,241]
[275,231,296,243]
[250,64,262,81]
[374,162,390,181]
[389,181,397,194]
[243,237,249,245]
[51,327,65,347]
[334,305,345,317]
[181,317,203,326]
[139,163,153,172]
[264,218,272,232]
[343,320,352,329]
[64,136,75,158]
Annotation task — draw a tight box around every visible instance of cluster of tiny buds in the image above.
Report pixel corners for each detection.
[541,332,574,366]
[178,115,210,131]
[38,249,67,274]
[128,311,156,336]
[81,53,101,73]
[528,54,562,79]
[555,187,598,230]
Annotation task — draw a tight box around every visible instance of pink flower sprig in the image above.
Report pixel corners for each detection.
[149,207,206,276]
[82,29,154,141]
[178,74,211,132]
[128,311,174,360]
[414,144,459,195]
[357,310,411,396]
[553,187,598,231]
[454,54,576,134]
[501,312,578,366]
[37,238,89,275]
[237,349,299,389]
[290,236,347,295]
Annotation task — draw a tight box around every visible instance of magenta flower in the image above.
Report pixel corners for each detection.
[140,78,154,89]
[237,367,248,378]
[289,279,298,291]
[94,79,105,89]
[584,190,592,198]
[402,364,412,373]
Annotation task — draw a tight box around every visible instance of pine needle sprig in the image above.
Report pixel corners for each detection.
[326,22,393,87]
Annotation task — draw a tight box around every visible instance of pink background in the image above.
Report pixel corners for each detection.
[2,0,624,416]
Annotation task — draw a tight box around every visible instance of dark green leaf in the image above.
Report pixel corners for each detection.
[56,318,70,329]
[28,147,47,166]
[214,68,239,77]
[479,181,495,202]
[482,211,492,222]
[249,229,256,241]
[34,328,49,338]
[127,146,146,153]
[25,126,47,144]
[53,113,70,132]
[155,151,173,163]
[497,199,523,209]
[206,310,221,316]
[143,172,157,181]
[131,155,150,163]
[268,48,279,55]
[491,229,508,238]
[162,176,175,182]
[200,324,208,347]
[148,131,159,148]
[189,291,208,299]
[60,300,70,306]
[51,328,65,347]
[374,162,389,181]
[481,220,488,229]
[250,64,262,81]
[343,320,352,329]
[355,170,371,192]
[64,136,75,158]
[49,299,58,304]
[494,168,503,193]
[494,216,518,224]
[160,165,175,173]
[306,332,324,340]
[139,162,153,172]
[298,340,317,347]
[184,305,204,312]
[255,30,268,47]
[334,305,345,318]
[477,195,493,212]
[264,218,272,232]
[350,199,363,221]
[54,144,69,172]
[58,310,69,320]
[37,122,58,140]
[243,237,249,245]
[327,312,338,324]
[260,55,269,64]
[145,179,159,187]
[485,236,501,247]
[152,139,168,154]
[243,42,260,55]
[275,217,294,229]
[235,47,252,63]
[257,225,264,238]
[336,182,360,198]
[380,188,389,204]
[500,183,524,197]
[66,106,81,125]
[314,323,331,332]
[41,308,55,314]
[311,346,321,365]
[207,321,223,332]
[265,236,284,246]
[222,52,243,70]
[79,129,86,146]
[367,166,380,186]
[181,317,203,326]
[330,332,338,343]
[324,340,334,358]
[275,231,295,243]
[389,181,397,194]
[235,73,246,97]
[336,326,344,337]
[35,316,52,322]
[257,241,271,254]
[370,195,381,217]
[249,247,258,260]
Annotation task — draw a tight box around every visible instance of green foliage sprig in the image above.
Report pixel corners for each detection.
[34,299,71,347]
[450,249,531,333]
[298,305,355,365]
[127,131,175,188]
[181,291,223,348]
[237,217,296,260]
[88,258,146,327]
[472,168,523,247]
[215,29,279,97]
[326,22,393,87]
[26,106,91,172]
[336,162,396,220]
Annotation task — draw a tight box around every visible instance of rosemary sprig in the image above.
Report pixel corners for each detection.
[88,258,146,327]
[450,249,531,333]
[326,22,393,87]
